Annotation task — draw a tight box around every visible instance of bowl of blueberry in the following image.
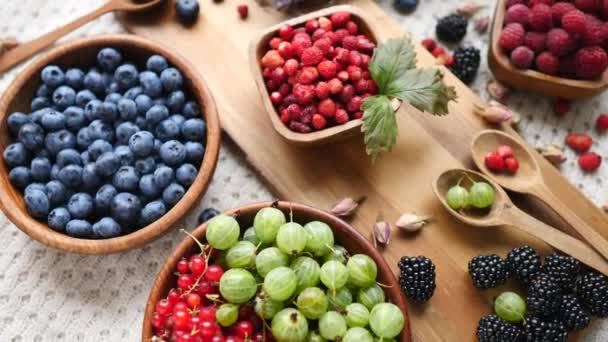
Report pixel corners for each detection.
[0,34,221,254]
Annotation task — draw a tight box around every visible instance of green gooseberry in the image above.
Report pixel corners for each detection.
[271,308,308,342]
[255,295,284,320]
[357,284,386,310]
[263,266,297,301]
[296,287,328,320]
[291,256,321,293]
[276,222,308,255]
[369,303,405,339]
[346,254,377,288]
[494,291,527,324]
[327,287,353,310]
[253,207,286,244]
[255,246,289,277]
[469,181,496,209]
[319,311,347,340]
[243,227,260,245]
[216,303,239,327]
[219,268,257,304]
[345,303,370,327]
[320,260,348,290]
[306,331,327,342]
[225,241,256,268]
[343,327,374,342]
[304,221,334,257]
[205,214,240,250]
[446,184,469,210]
[324,244,348,264]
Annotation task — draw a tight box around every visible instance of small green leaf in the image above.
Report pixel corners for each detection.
[369,36,417,93]
[361,95,398,161]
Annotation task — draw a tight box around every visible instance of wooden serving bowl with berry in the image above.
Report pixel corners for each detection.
[489,0,608,99]
[249,5,379,145]
[142,201,411,341]
[0,34,221,254]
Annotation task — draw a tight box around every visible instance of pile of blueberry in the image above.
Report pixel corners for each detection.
[3,47,207,239]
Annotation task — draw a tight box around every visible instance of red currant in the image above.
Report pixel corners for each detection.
[236,321,253,339]
[173,309,190,330]
[199,320,218,339]
[211,336,226,342]
[204,265,224,282]
[152,313,165,329]
[198,305,216,321]
[177,333,193,342]
[167,289,181,305]
[177,258,189,273]
[189,254,207,275]
[173,302,188,313]
[177,274,195,291]
[155,299,172,316]
[197,281,218,297]
[186,293,201,309]
[225,337,244,342]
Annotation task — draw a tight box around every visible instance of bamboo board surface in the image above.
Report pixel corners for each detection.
[123,1,608,340]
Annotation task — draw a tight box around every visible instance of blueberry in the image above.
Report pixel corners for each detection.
[99,101,118,123]
[176,163,198,187]
[159,140,186,166]
[123,86,143,100]
[183,101,201,118]
[30,108,51,124]
[18,123,45,150]
[111,192,142,224]
[162,182,185,207]
[184,142,205,165]
[145,104,169,126]
[141,200,166,224]
[84,99,103,121]
[84,69,105,94]
[115,122,140,145]
[117,98,137,121]
[75,89,97,108]
[198,207,220,224]
[135,94,153,116]
[129,131,155,157]
[169,114,186,126]
[155,119,180,142]
[88,120,114,142]
[46,180,67,207]
[41,110,66,131]
[24,188,50,219]
[181,118,206,142]
[48,207,71,231]
[64,106,86,131]
[166,90,186,113]
[139,174,160,197]
[154,139,162,153]
[3,142,30,167]
[65,68,85,89]
[52,86,76,109]
[31,97,51,111]
[76,127,93,149]
[65,219,93,238]
[153,165,174,188]
[80,151,91,164]
[25,183,47,195]
[106,82,120,94]
[82,163,102,192]
[7,112,31,136]
[175,0,200,23]
[88,139,113,160]
[95,151,120,176]
[41,65,65,88]
[160,67,184,92]
[114,64,139,90]
[56,148,82,167]
[113,166,140,191]
[95,184,117,212]
[135,157,156,175]
[50,164,60,180]
[57,164,83,188]
[45,129,76,155]
[97,48,122,71]
[146,54,168,74]
[67,192,94,219]
[134,116,149,131]
[9,166,31,189]
[139,71,163,98]
[30,157,52,181]
[93,217,122,238]
[37,84,52,97]
[105,92,122,104]
[114,145,134,166]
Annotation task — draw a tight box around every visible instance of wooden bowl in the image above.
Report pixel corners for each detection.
[249,5,379,146]
[142,201,411,342]
[0,34,221,254]
[489,0,608,99]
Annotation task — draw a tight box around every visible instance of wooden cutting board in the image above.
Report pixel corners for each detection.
[123,1,608,340]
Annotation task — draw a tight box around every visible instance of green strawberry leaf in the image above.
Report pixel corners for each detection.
[385,68,457,115]
[361,95,398,161]
[369,36,417,93]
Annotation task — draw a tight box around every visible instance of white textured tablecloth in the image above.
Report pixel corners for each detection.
[0,0,606,341]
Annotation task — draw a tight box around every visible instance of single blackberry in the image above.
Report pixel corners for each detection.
[526,273,562,316]
[476,314,523,342]
[468,254,510,290]
[577,272,608,317]
[506,245,541,286]
[450,47,480,85]
[435,14,468,43]
[524,316,568,342]
[543,253,580,292]
[398,256,436,303]
[557,294,591,331]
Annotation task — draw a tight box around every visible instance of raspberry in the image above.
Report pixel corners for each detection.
[524,32,547,53]
[346,21,358,35]
[507,0,525,6]
[529,4,553,32]
[237,4,248,19]
[566,133,592,152]
[421,38,437,51]
[597,114,608,132]
[318,98,336,117]
[277,42,294,59]
[301,47,324,66]
[318,17,333,32]
[505,4,530,27]
[279,24,294,40]
[313,37,332,55]
[497,145,514,158]
[261,50,284,69]
[530,0,554,5]
[562,10,586,35]
[342,35,358,50]
[296,66,318,85]
[504,157,519,173]
[315,81,330,99]
[305,19,319,33]
[293,84,314,105]
[335,109,349,124]
[546,28,574,56]
[583,17,604,46]
[485,151,505,172]
[510,46,535,69]
[499,23,525,51]
[551,2,576,25]
[317,60,337,79]
[328,78,343,94]
[575,46,608,79]
[574,0,600,13]
[312,114,327,130]
[330,11,351,28]
[553,98,571,114]
[536,51,560,75]
[578,152,602,171]
[286,104,301,120]
[283,59,298,76]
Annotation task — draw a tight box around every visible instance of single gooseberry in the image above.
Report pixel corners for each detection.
[255,294,285,320]
[253,207,286,244]
[357,284,386,310]
[343,327,374,342]
[346,254,377,288]
[242,227,260,245]
[319,311,347,340]
[296,287,328,319]
[303,221,335,257]
[206,214,240,250]
[263,266,298,301]
[469,181,496,209]
[225,241,257,268]
[320,260,348,290]
[291,256,321,293]
[494,291,527,324]
[255,247,290,277]
[271,308,309,342]
[369,303,405,339]
[345,303,370,327]
[216,303,239,327]
[219,268,257,304]
[276,222,308,255]
[327,287,353,310]
[446,184,469,210]
[324,244,349,264]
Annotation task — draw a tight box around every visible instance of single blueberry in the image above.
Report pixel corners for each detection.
[95,184,117,212]
[97,47,122,71]
[145,104,169,126]
[88,139,113,160]
[123,86,143,100]
[169,114,186,126]
[153,165,174,188]
[112,166,140,192]
[80,151,91,164]
[176,163,198,187]
[50,164,60,180]
[154,139,162,153]
[135,116,149,131]
[18,123,45,150]
[114,64,139,90]
[111,192,142,224]
[166,90,186,113]
[95,151,120,177]
[40,110,66,131]
[81,163,102,192]
[36,84,52,97]
[115,122,140,145]
[184,141,205,165]
[46,180,67,207]
[24,189,50,220]
[93,217,122,238]
[30,157,52,181]
[52,86,76,109]
[45,129,76,155]
[155,119,180,142]
[181,118,207,141]
[146,55,168,74]
[67,192,94,219]
[135,94,153,116]
[394,0,418,13]
[139,71,163,98]
[57,164,83,188]
[56,148,82,167]
[139,174,160,197]
[99,101,118,123]
[25,183,47,195]
[135,157,156,175]
[76,127,93,149]
[175,0,200,24]
[65,219,93,238]
[31,97,51,111]
[162,182,185,207]
[159,140,186,166]
[41,65,65,88]
[84,69,105,94]
[84,99,103,121]
[106,82,120,94]
[48,207,71,231]
[105,92,123,104]
[30,108,51,124]
[117,98,138,121]
[65,68,85,89]
[63,106,86,131]
[141,200,166,224]
[9,166,31,189]
[7,112,31,136]
[3,142,30,167]
[198,207,220,224]
[75,89,97,108]
[128,131,155,157]
[114,145,134,166]
[182,101,201,118]
[160,67,184,92]
[88,120,114,142]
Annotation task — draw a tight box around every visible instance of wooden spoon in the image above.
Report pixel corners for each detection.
[432,168,608,275]
[471,129,608,261]
[0,0,163,73]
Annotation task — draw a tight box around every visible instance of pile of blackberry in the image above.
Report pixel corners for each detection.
[449,47,481,85]
[398,256,436,304]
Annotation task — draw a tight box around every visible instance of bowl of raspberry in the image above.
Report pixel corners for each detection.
[249,5,379,145]
[489,0,608,99]
[0,34,221,254]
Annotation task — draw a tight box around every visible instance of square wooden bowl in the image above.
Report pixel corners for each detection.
[249,5,379,146]
[489,0,608,99]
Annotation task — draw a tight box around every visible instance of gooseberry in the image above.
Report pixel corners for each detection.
[446,184,469,210]
[263,266,297,301]
[216,303,239,327]
[494,291,527,324]
[369,303,404,339]
[304,221,334,257]
[243,227,260,245]
[255,247,289,277]
[319,311,347,340]
[271,308,309,342]
[206,214,240,250]
[225,241,257,269]
[345,303,370,327]
[296,287,328,319]
[324,244,348,264]
[343,327,374,342]
[357,284,385,310]
[253,207,286,243]
[469,181,495,209]
[219,268,257,304]
[255,294,284,320]
[291,256,321,293]
[346,254,377,288]
[320,260,348,290]
[306,331,326,342]
[276,222,308,255]
[327,287,353,310]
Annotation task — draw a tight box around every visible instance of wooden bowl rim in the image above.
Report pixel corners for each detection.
[0,34,221,255]
[142,201,412,342]
[248,5,380,146]
[490,0,608,91]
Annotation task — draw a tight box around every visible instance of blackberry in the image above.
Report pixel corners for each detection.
[557,294,591,331]
[435,14,468,43]
[398,256,436,303]
[526,273,562,316]
[449,47,480,85]
[507,245,541,286]
[577,272,608,317]
[542,253,580,292]
[523,316,568,342]
[468,254,510,290]
[476,314,522,342]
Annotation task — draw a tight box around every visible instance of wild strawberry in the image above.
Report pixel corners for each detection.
[318,98,337,117]
[504,157,519,173]
[421,38,437,51]
[334,29,349,44]
[283,59,298,76]
[313,37,333,55]
[346,65,363,81]
[578,152,602,172]
[312,114,327,130]
[361,54,371,68]
[346,21,358,35]
[292,33,312,56]
[335,48,351,65]
[341,84,355,103]
[278,83,291,96]
[300,105,315,124]
[293,84,315,104]
[335,109,349,124]
[342,36,359,50]
[266,79,279,91]
[301,47,324,66]
[352,111,364,119]
[337,70,349,82]
[496,145,514,158]
[331,11,351,28]
[305,19,319,32]
[286,104,301,121]
[278,42,294,59]
[237,4,248,19]
[279,24,294,40]
[596,114,608,132]
[553,98,570,114]
[328,78,343,94]
[318,60,337,79]
[270,92,283,104]
[324,31,339,45]
[283,94,297,106]
[297,66,318,85]
[262,67,272,78]
[432,46,446,57]
[270,67,287,84]
[565,133,593,152]
[354,78,371,94]
[347,96,364,112]
[290,121,312,133]
[356,37,375,53]
[315,81,330,99]
[269,37,283,50]
[312,28,327,42]
[261,50,284,68]
[367,79,378,94]
[485,151,505,172]
[280,108,290,123]
[318,17,333,31]
[349,50,363,66]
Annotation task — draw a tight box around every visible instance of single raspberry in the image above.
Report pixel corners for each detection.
[530,0,554,5]
[283,59,298,76]
[575,46,608,79]
[318,98,337,117]
[330,11,351,28]
[511,46,535,69]
[421,38,437,51]
[346,21,358,35]
[286,104,301,120]
[318,17,333,32]
[562,10,586,35]
[536,51,560,75]
[497,145,514,158]
[505,4,531,27]
[317,60,337,79]
[574,0,600,13]
[279,24,294,40]
[261,50,284,69]
[546,28,574,56]
[335,109,349,124]
[277,41,294,59]
[499,23,525,51]
[237,4,248,19]
[312,114,327,130]
[597,114,608,132]
[313,38,333,55]
[328,78,343,94]
[566,133,593,152]
[553,98,571,114]
[583,17,604,46]
[485,151,505,172]
[529,4,553,32]
[578,152,602,171]
[504,157,519,173]
[342,35,358,50]
[524,32,547,53]
[551,2,576,25]
[292,84,315,105]
[305,19,319,33]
